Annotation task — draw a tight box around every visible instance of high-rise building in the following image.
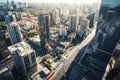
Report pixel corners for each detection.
[7,22,23,45]
[69,14,78,32]
[8,41,37,73]
[103,41,120,80]
[38,12,50,48]
[87,13,95,28]
[85,0,120,79]
[79,18,89,31]
[50,12,55,24]
[54,10,60,24]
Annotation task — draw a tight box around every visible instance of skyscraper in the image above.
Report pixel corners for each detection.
[79,18,89,31]
[69,14,78,32]
[38,12,50,49]
[87,13,95,28]
[7,22,23,45]
[50,11,55,24]
[54,10,60,24]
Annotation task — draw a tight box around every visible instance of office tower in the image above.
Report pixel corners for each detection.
[69,14,78,32]
[7,22,23,45]
[50,12,55,24]
[54,10,60,24]
[38,12,50,49]
[85,0,120,79]
[8,41,37,73]
[0,67,14,80]
[79,18,89,31]
[87,13,95,28]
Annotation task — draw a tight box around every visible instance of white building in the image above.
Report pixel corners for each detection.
[69,14,78,32]
[12,15,16,22]
[54,10,60,24]
[59,26,67,36]
[7,22,23,45]
[8,41,37,73]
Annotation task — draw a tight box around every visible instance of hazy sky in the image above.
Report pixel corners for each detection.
[0,0,101,4]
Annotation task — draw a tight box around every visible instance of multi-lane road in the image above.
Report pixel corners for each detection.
[53,24,97,80]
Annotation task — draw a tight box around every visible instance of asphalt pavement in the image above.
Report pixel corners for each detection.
[53,25,96,80]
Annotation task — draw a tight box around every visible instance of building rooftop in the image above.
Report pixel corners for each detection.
[29,35,40,42]
[8,41,34,56]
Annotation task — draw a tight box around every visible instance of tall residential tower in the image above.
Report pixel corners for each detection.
[7,22,23,45]
[38,12,50,49]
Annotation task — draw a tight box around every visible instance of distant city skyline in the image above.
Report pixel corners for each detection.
[0,0,101,4]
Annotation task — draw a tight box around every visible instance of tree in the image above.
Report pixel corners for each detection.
[44,54,53,61]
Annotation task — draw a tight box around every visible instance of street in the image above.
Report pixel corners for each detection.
[53,24,97,80]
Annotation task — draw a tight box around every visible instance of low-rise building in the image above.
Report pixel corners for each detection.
[55,44,65,53]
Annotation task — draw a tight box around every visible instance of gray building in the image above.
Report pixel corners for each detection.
[69,14,78,32]
[87,13,95,28]
[38,12,50,49]
[7,22,23,45]
[79,18,89,31]
[8,41,37,73]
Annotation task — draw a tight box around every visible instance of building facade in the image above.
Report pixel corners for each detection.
[8,41,37,73]
[69,14,78,32]
[7,22,23,45]
[38,12,50,49]
[79,18,89,31]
